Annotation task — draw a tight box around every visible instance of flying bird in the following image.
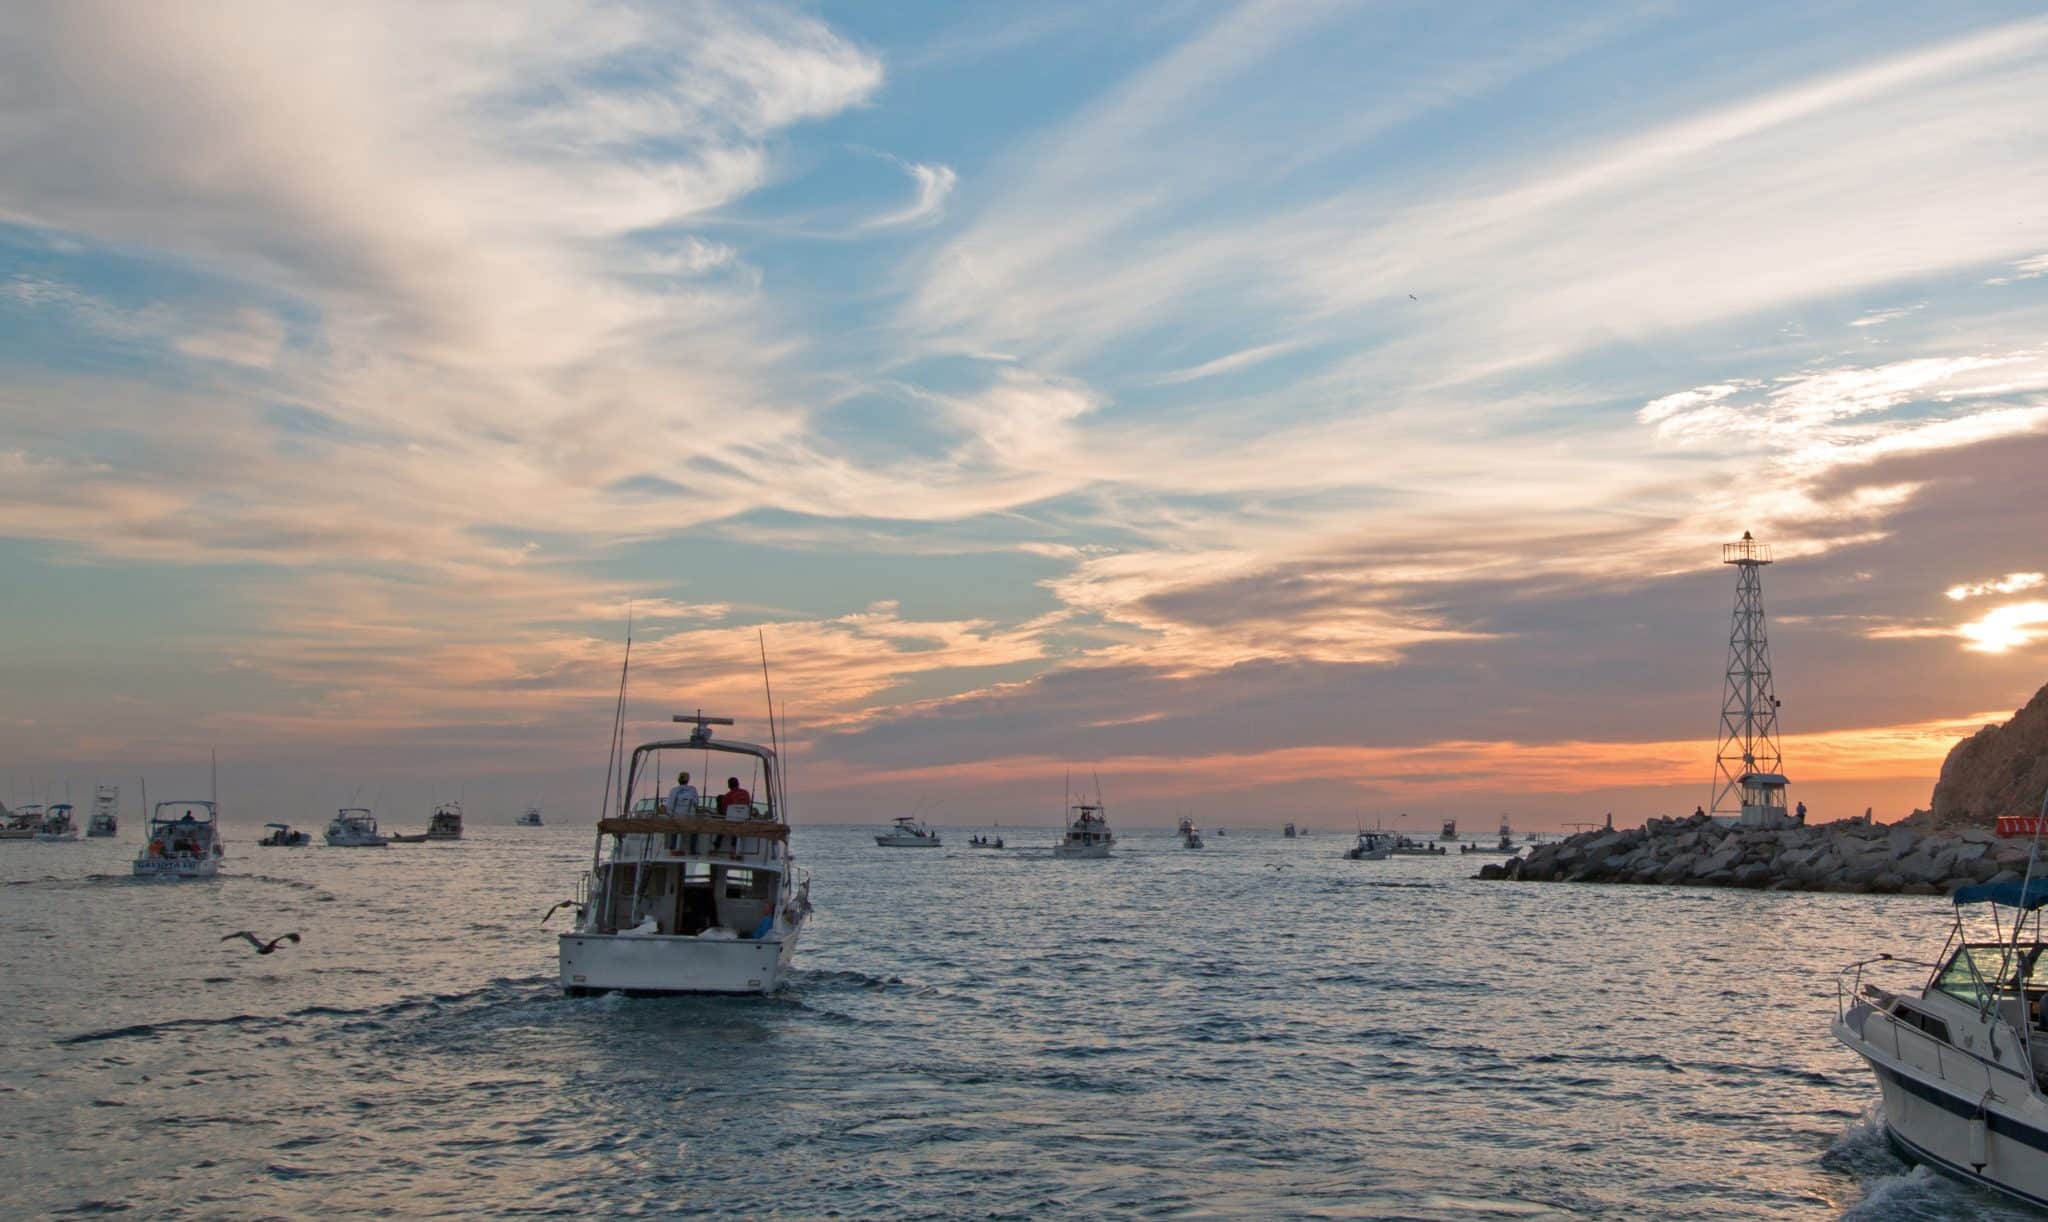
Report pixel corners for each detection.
[221,931,301,955]
[1408,293,1418,300]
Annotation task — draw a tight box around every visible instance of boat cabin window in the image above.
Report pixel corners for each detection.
[1891,1003,1952,1045]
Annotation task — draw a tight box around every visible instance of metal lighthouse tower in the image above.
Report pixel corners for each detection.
[1711,531,1792,825]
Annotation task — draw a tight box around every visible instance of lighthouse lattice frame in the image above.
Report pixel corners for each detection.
[1711,532,1784,817]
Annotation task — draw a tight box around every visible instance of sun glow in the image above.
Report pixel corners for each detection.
[1958,601,2048,653]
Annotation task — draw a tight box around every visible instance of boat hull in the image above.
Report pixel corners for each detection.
[133,856,221,879]
[1054,843,1112,859]
[874,835,941,847]
[1835,1013,2048,1210]
[325,834,389,847]
[35,832,79,842]
[558,930,798,996]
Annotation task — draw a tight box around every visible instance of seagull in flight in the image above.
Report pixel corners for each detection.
[221,931,301,955]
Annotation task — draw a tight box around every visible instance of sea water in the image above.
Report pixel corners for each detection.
[0,824,2034,1218]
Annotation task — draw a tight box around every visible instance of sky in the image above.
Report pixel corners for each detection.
[5,1,2048,830]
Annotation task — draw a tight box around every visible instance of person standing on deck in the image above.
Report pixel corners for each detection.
[667,772,698,815]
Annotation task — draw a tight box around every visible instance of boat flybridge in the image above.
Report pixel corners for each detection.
[557,712,811,996]
[36,802,79,842]
[1055,803,1115,859]
[133,801,224,878]
[874,816,941,848]
[391,801,464,843]
[325,808,389,847]
[87,785,119,837]
[1834,869,2048,1208]
[1178,817,1204,849]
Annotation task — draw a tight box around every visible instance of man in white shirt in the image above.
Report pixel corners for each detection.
[666,771,698,814]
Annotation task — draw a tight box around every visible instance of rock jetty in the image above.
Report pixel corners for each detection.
[1480,814,2033,895]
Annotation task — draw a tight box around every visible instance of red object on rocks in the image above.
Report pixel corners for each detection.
[1997,815,2042,837]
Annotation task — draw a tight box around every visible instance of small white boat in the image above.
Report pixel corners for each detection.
[967,834,1005,849]
[874,816,942,847]
[1833,873,2048,1209]
[1388,833,1445,856]
[1178,816,1204,849]
[134,801,225,878]
[87,786,119,837]
[36,802,80,842]
[325,807,389,847]
[1345,831,1394,860]
[556,712,810,996]
[391,801,464,843]
[516,805,544,827]
[1054,803,1114,859]
[1461,816,1519,855]
[2,803,45,841]
[258,822,311,847]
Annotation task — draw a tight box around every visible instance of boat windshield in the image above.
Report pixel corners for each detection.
[151,802,216,825]
[1933,942,2048,1005]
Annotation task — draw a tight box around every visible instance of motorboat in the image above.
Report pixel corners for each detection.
[87,786,119,837]
[516,805,544,826]
[874,816,942,847]
[1833,875,2048,1209]
[1283,823,1297,839]
[36,803,79,842]
[556,712,810,996]
[1388,834,1445,856]
[325,808,389,847]
[133,801,224,878]
[2,803,45,841]
[968,834,1005,849]
[1054,803,1114,859]
[258,822,311,847]
[1345,831,1394,861]
[1178,816,1204,849]
[1216,827,1227,837]
[1461,816,1519,855]
[390,801,464,843]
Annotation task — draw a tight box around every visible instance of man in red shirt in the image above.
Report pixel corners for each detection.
[718,777,753,816]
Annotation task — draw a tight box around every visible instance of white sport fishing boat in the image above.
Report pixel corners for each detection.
[325,808,389,847]
[1388,833,1445,856]
[88,786,119,837]
[1833,870,2048,1209]
[1345,831,1394,860]
[556,712,810,996]
[1178,816,1204,849]
[516,805,544,826]
[874,816,941,847]
[36,803,80,841]
[390,801,463,843]
[1055,803,1114,859]
[133,801,224,878]
[2,803,45,841]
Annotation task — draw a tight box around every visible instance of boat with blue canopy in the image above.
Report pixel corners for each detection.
[1834,797,2048,1209]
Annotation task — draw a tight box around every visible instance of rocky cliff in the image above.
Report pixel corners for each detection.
[1917,680,2048,828]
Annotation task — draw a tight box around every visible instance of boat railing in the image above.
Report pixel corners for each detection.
[1835,954,1939,1022]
